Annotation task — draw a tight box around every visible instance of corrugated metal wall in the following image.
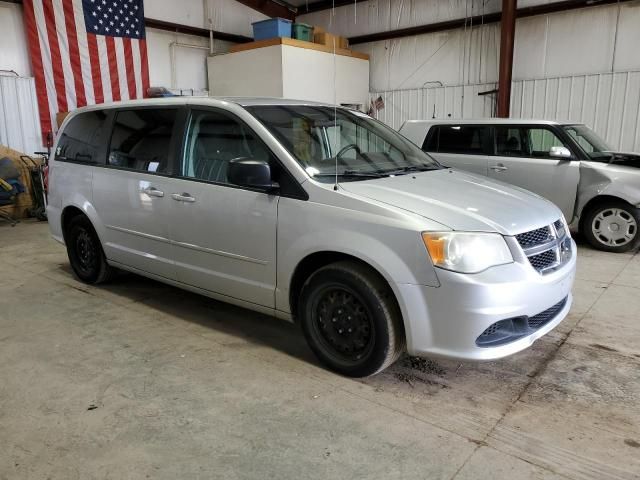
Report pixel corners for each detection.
[372,70,640,152]
[0,75,43,154]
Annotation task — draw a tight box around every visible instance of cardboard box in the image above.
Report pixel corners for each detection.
[338,36,349,49]
[314,31,338,47]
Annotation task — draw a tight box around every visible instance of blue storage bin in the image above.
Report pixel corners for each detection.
[252,18,292,41]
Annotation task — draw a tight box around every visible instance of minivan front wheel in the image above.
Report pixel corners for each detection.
[583,200,640,253]
[299,261,404,377]
[66,215,114,284]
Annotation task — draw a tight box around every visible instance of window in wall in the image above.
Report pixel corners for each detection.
[424,125,487,155]
[107,109,177,173]
[56,110,109,164]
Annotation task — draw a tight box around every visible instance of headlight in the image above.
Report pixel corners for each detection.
[422,231,513,273]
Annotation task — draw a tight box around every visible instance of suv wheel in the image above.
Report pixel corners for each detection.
[583,200,640,253]
[299,261,404,377]
[66,215,114,284]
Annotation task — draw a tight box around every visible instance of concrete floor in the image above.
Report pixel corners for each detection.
[1,221,639,480]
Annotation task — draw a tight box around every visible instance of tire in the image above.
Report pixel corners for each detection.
[65,215,114,284]
[298,261,405,377]
[582,200,640,253]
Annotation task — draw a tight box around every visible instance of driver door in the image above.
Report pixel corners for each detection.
[167,108,279,308]
[487,126,580,220]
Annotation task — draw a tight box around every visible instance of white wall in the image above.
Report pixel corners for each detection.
[0,2,31,77]
[145,0,266,37]
[299,1,640,91]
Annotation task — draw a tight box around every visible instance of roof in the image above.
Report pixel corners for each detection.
[69,96,334,113]
[403,118,581,126]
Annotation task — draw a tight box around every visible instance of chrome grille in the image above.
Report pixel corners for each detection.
[528,249,557,271]
[516,219,571,274]
[516,226,552,248]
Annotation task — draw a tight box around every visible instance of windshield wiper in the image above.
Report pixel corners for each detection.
[380,165,438,175]
[313,169,386,178]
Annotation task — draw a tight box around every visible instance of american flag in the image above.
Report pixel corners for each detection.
[23,0,150,144]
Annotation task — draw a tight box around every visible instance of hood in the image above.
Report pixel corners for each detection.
[607,152,640,168]
[340,169,561,235]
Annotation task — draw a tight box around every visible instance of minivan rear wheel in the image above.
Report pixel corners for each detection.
[582,200,640,253]
[66,216,114,284]
[299,261,404,377]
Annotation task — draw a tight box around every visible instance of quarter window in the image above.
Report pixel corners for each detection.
[424,125,487,155]
[107,109,177,174]
[56,110,109,164]
[182,110,272,184]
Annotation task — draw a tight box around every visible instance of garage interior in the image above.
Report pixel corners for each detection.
[1,0,640,479]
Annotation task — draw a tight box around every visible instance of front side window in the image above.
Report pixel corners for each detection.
[247,105,440,182]
[425,125,487,155]
[107,109,177,174]
[495,126,569,159]
[56,110,109,164]
[182,109,272,184]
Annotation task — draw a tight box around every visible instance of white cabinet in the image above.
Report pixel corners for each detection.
[208,38,370,108]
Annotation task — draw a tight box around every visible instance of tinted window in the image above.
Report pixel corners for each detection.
[496,127,526,156]
[182,109,273,184]
[56,110,109,164]
[495,126,569,159]
[424,125,487,154]
[107,109,177,173]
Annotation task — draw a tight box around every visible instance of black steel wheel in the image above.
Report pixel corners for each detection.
[66,215,114,284]
[299,261,404,377]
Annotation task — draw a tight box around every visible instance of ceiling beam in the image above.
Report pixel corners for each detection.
[233,0,296,21]
[347,0,635,44]
[145,18,252,43]
[296,0,366,14]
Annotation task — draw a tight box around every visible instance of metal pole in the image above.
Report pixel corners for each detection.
[497,0,517,117]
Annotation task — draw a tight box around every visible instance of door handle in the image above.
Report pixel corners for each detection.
[142,187,164,197]
[171,193,196,203]
[490,164,508,172]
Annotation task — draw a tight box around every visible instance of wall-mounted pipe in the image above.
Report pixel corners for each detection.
[169,41,210,89]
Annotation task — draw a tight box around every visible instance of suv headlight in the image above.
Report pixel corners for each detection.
[422,232,513,273]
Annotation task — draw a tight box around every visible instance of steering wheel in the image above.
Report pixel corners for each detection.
[336,143,361,160]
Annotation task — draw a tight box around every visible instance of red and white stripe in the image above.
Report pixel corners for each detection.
[23,0,150,144]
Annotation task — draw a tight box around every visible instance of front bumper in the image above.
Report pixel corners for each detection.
[395,239,577,361]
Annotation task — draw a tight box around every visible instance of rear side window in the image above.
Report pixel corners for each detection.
[56,110,109,164]
[424,125,487,154]
[107,109,177,174]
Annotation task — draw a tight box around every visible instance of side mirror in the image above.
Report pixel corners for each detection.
[227,158,279,191]
[549,146,572,159]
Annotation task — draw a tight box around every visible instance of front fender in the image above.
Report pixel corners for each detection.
[576,163,640,216]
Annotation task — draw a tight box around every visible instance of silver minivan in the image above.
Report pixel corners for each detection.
[48,98,576,377]
[400,119,640,253]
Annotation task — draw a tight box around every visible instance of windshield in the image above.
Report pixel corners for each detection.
[562,124,613,159]
[247,105,441,182]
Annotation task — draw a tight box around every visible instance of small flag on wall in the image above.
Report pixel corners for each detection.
[23,0,150,145]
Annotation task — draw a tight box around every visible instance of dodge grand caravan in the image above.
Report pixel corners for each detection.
[400,119,640,253]
[48,98,576,377]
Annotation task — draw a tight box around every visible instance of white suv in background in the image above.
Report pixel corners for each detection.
[48,98,576,377]
[400,119,640,253]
